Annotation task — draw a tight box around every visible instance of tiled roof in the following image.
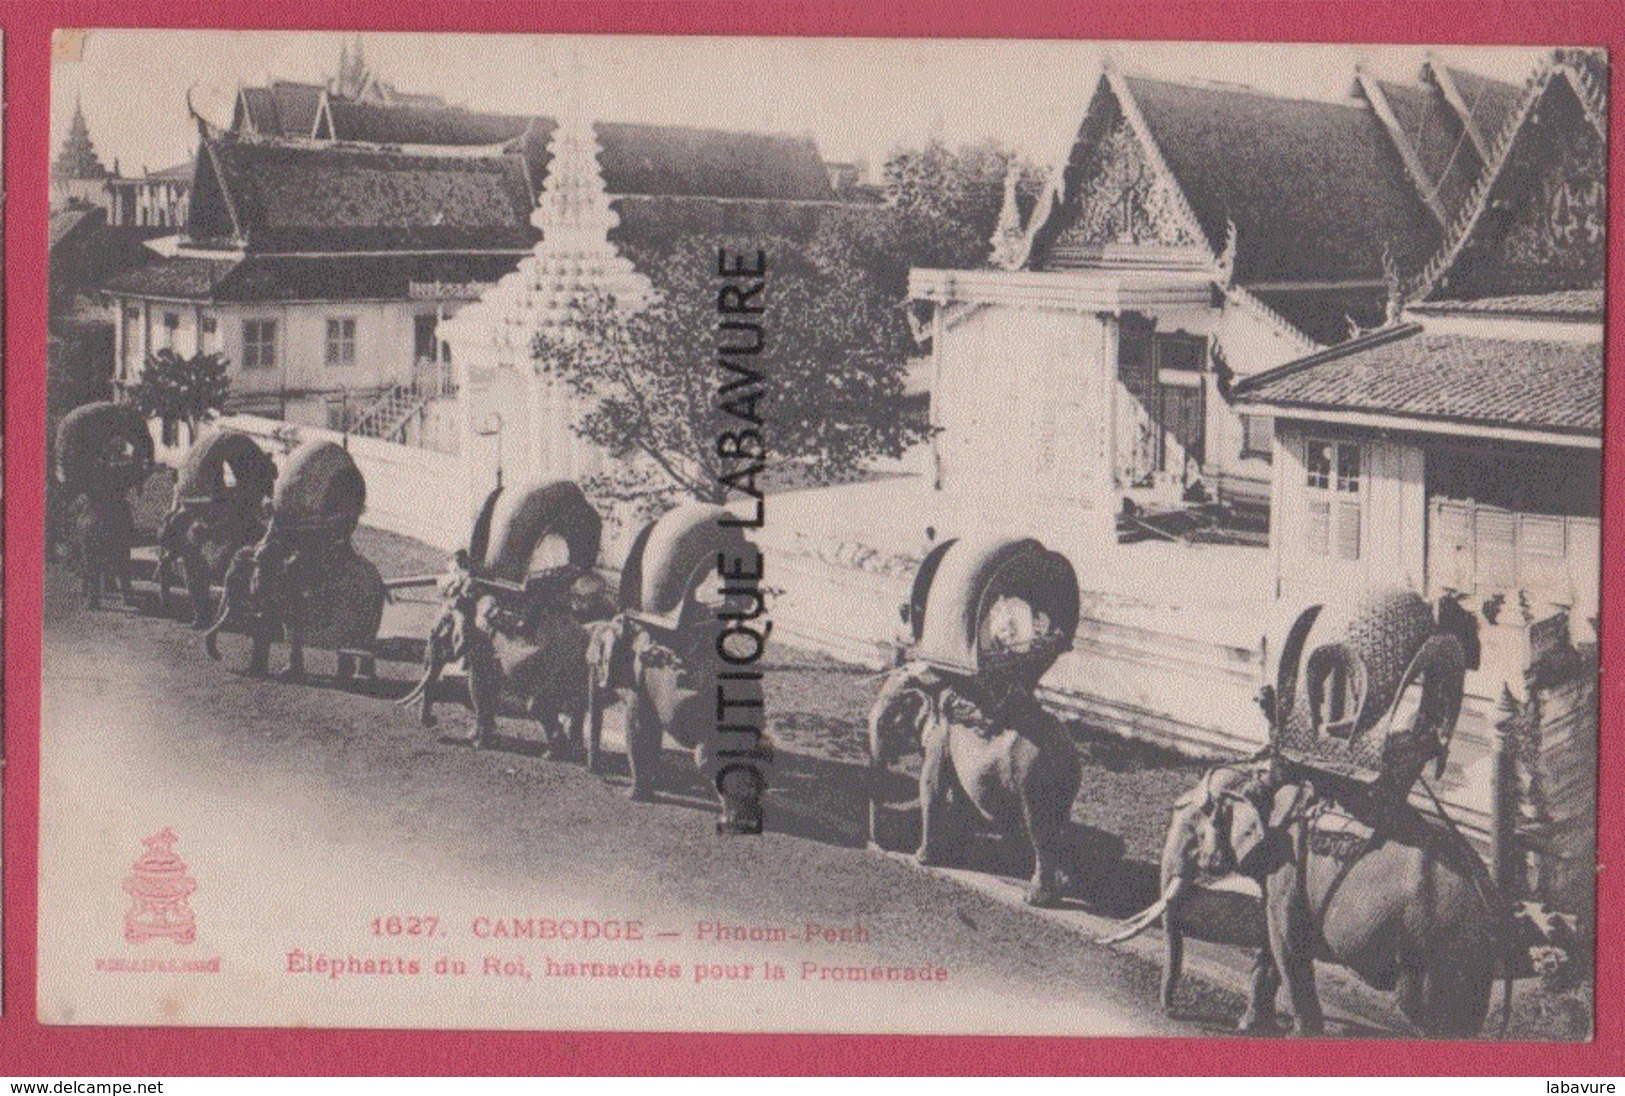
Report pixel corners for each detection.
[111,198,897,304]
[103,256,242,299]
[196,132,536,252]
[271,81,325,137]
[1121,75,1442,285]
[232,100,836,204]
[238,82,326,138]
[50,207,97,251]
[1233,323,1600,436]
[1248,285,1391,347]
[1433,63,1524,150]
[592,122,834,200]
[1370,78,1479,220]
[327,101,534,147]
[103,252,529,303]
[1409,289,1603,319]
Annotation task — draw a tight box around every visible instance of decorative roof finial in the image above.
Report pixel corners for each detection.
[989,164,1026,270]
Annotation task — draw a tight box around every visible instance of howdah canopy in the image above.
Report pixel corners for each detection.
[620,504,749,632]
[174,430,277,506]
[907,536,1080,684]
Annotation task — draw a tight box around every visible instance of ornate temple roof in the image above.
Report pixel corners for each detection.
[1408,50,1607,303]
[185,128,537,252]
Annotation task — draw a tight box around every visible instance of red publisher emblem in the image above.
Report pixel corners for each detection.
[122,829,198,945]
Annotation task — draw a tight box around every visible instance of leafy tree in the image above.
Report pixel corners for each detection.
[883,137,1047,271]
[533,224,930,508]
[127,348,231,447]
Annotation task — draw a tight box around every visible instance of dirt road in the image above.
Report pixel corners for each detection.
[40,557,1555,1037]
[39,565,1239,1035]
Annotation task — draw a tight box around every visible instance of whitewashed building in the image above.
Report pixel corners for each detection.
[909,59,1522,555]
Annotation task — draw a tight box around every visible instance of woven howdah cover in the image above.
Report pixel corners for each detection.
[620,504,750,632]
[1272,587,1466,787]
[174,430,277,506]
[479,479,603,584]
[908,536,1079,683]
[55,401,155,489]
[273,440,366,526]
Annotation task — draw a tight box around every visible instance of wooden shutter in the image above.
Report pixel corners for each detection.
[1336,500,1362,561]
[1475,507,1517,590]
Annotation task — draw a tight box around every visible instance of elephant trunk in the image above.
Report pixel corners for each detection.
[1097,876,1186,945]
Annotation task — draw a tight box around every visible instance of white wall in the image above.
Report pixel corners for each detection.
[210,413,467,552]
[116,297,457,399]
[931,303,1116,552]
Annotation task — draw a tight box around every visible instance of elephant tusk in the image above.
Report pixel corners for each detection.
[396,676,429,707]
[1096,877,1185,945]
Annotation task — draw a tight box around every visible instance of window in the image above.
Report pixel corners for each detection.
[201,316,217,335]
[163,312,179,330]
[243,319,277,370]
[1305,440,1362,561]
[326,318,357,367]
[1242,414,1273,460]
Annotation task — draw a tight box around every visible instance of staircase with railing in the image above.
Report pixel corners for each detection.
[349,381,433,443]
[346,360,460,446]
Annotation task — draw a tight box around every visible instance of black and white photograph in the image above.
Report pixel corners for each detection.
[41,30,1603,1039]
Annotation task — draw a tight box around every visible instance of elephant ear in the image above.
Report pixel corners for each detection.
[1226,792,1271,874]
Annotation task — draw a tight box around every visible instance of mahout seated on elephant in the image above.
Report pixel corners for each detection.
[400,479,616,756]
[583,504,768,833]
[1103,586,1509,1036]
[1107,759,1516,1037]
[54,401,155,609]
[203,440,386,683]
[156,430,277,627]
[867,536,1083,906]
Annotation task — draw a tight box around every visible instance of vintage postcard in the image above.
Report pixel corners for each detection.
[41,30,1602,1038]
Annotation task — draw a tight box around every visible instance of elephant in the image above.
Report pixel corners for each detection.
[402,563,616,754]
[866,662,1082,907]
[582,503,769,832]
[68,482,137,609]
[1106,762,1515,1037]
[55,401,155,609]
[585,613,766,832]
[156,431,277,627]
[157,497,271,626]
[204,529,387,682]
[400,480,616,754]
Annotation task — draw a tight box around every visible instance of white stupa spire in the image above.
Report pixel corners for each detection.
[441,54,652,491]
[441,55,649,373]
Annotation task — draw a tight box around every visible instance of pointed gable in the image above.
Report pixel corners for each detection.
[185,127,244,244]
[1356,74,1485,226]
[1023,76,1208,268]
[1026,71,1442,290]
[1126,75,1442,286]
[1415,53,1606,302]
